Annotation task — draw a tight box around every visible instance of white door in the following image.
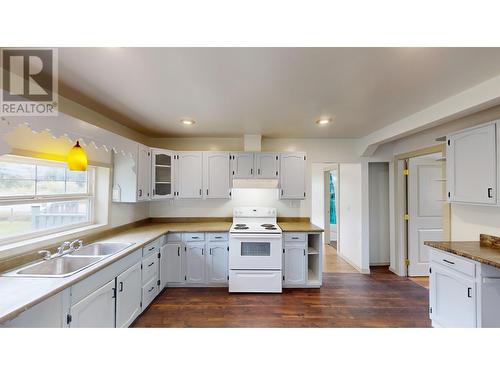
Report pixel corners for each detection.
[447,122,497,204]
[186,243,205,284]
[116,262,142,328]
[203,152,230,198]
[408,154,444,276]
[280,152,306,199]
[165,243,184,283]
[231,152,254,179]
[137,144,151,201]
[255,153,279,179]
[151,148,174,199]
[284,246,306,285]
[206,243,228,284]
[175,152,203,198]
[430,263,476,327]
[70,279,116,328]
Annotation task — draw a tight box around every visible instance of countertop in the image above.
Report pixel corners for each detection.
[278,222,323,232]
[425,241,500,269]
[0,219,321,324]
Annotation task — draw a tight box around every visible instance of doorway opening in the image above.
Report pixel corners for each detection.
[311,162,359,274]
[393,145,450,283]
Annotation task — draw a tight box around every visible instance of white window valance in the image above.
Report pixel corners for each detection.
[0,112,138,158]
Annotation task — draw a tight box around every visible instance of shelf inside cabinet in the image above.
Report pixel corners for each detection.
[435,157,446,162]
[308,246,319,255]
[155,165,171,168]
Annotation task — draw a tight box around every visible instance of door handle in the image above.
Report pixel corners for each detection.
[177,247,180,256]
[202,248,204,255]
[206,189,209,195]
[148,262,154,267]
[210,248,212,255]
[258,168,261,175]
[138,189,142,197]
[467,287,472,298]
[119,281,123,292]
[443,259,455,265]
[199,189,202,196]
[250,168,253,175]
[488,187,493,198]
[148,286,155,293]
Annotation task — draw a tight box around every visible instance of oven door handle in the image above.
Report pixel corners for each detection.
[230,234,283,239]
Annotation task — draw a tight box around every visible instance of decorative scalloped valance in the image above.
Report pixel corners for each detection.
[0,112,138,158]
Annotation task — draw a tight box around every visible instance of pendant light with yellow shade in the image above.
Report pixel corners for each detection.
[67,141,88,171]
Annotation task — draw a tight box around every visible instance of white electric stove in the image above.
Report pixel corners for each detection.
[229,207,283,293]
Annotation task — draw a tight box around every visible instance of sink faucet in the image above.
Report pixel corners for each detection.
[56,241,71,256]
[70,239,83,252]
[38,250,53,260]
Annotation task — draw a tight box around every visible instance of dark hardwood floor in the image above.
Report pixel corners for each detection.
[131,267,431,328]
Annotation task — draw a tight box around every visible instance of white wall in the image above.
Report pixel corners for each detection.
[368,162,390,265]
[338,163,363,271]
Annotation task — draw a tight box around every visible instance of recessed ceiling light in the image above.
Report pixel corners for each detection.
[180,119,196,126]
[315,118,332,126]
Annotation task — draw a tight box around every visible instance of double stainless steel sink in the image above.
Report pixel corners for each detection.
[4,242,134,278]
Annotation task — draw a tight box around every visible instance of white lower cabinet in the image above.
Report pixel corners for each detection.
[70,279,116,328]
[206,242,229,284]
[165,242,184,283]
[283,244,307,286]
[186,242,205,284]
[429,262,476,328]
[116,262,142,328]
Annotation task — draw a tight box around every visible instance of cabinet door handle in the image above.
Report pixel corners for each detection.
[488,187,493,198]
[443,259,455,265]
[258,168,261,175]
[138,189,142,197]
[199,189,202,196]
[148,262,154,267]
[292,237,299,240]
[119,281,123,292]
[148,286,155,293]
[467,287,472,298]
[192,236,199,239]
[250,168,253,175]
[215,236,222,239]
[210,248,212,255]
[206,189,209,195]
[202,248,204,255]
[177,247,180,256]
[303,249,305,256]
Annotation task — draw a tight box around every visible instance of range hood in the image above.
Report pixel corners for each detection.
[231,134,279,189]
[232,178,279,189]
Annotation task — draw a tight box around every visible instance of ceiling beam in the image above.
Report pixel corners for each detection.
[357,74,500,156]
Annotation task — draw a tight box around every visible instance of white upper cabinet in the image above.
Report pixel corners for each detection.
[136,144,152,201]
[230,152,254,178]
[447,122,497,205]
[151,148,174,200]
[113,142,152,203]
[255,153,280,179]
[116,262,142,328]
[280,152,306,199]
[203,152,230,198]
[175,152,203,198]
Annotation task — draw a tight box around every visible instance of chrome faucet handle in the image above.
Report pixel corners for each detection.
[69,239,83,252]
[57,241,71,255]
[38,250,52,260]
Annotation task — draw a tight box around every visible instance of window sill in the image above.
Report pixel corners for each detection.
[0,223,109,260]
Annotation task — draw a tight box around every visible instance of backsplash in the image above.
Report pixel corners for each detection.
[149,188,307,218]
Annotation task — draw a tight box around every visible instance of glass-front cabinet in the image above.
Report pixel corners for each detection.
[151,148,174,199]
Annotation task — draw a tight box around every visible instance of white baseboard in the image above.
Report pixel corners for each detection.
[337,252,369,274]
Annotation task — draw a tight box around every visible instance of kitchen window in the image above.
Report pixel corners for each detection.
[0,155,95,244]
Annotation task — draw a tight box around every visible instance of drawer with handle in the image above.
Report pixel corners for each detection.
[430,248,476,277]
[207,232,228,242]
[183,232,205,242]
[165,233,182,243]
[142,238,160,257]
[284,232,307,242]
[142,252,158,285]
[141,277,158,310]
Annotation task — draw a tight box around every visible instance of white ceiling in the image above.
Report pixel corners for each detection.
[57,48,500,138]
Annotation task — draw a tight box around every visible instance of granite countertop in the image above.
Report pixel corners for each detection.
[425,241,500,269]
[278,221,324,232]
[0,219,321,324]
